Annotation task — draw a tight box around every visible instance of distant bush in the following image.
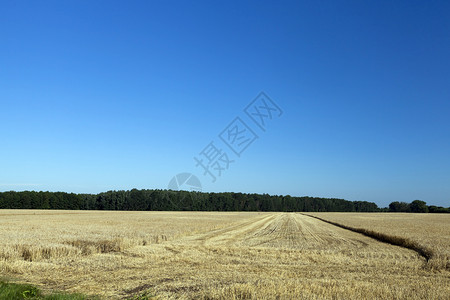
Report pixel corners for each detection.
[388,200,449,213]
[428,205,450,213]
[410,200,428,213]
[388,201,411,212]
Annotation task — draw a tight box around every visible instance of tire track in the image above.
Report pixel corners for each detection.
[172,213,420,261]
[301,213,432,261]
[177,214,276,246]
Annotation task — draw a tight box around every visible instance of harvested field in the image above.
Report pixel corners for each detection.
[307,212,450,270]
[0,210,448,299]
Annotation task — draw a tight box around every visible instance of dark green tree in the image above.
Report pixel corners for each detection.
[389,201,411,212]
[410,200,428,213]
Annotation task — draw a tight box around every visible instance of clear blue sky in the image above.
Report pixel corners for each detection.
[1,0,449,208]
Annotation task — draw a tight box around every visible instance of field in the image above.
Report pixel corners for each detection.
[0,210,449,299]
[307,212,450,271]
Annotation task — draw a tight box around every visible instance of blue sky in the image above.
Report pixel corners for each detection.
[1,0,449,207]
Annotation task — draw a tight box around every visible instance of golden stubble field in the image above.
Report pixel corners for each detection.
[308,212,450,271]
[0,210,449,299]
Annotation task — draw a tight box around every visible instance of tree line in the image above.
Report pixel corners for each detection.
[0,190,447,212]
[388,200,449,213]
[0,189,379,212]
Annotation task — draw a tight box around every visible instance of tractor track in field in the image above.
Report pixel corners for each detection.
[171,213,421,261]
[302,213,433,261]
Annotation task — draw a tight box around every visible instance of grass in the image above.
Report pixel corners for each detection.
[127,290,157,300]
[0,210,449,299]
[0,281,93,300]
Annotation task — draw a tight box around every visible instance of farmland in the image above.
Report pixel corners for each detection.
[307,212,450,271]
[0,210,449,299]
